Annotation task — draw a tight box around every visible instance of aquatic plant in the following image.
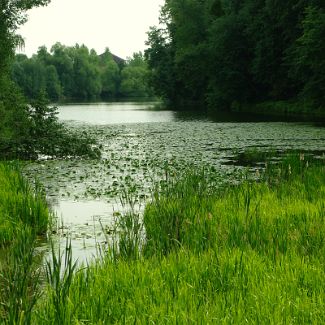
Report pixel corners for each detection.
[43,239,78,325]
[231,147,276,166]
[144,154,325,256]
[0,162,52,323]
[31,154,325,323]
[0,227,43,324]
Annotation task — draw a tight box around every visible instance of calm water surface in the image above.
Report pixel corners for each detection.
[58,102,176,124]
[26,102,325,263]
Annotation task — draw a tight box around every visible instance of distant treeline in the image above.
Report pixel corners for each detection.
[145,0,325,113]
[1,0,125,159]
[12,43,154,101]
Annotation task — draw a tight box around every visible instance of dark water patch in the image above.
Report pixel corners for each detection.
[174,109,325,123]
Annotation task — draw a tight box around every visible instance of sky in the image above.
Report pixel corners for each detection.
[18,0,164,59]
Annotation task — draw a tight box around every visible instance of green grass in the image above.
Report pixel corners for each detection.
[31,154,325,324]
[144,154,325,257]
[0,162,51,324]
[0,162,50,245]
[0,226,44,325]
[37,248,325,324]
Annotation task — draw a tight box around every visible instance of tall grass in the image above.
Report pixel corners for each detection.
[144,169,217,255]
[0,162,50,245]
[0,227,43,325]
[144,154,325,257]
[43,239,78,325]
[0,162,51,324]
[31,154,325,323]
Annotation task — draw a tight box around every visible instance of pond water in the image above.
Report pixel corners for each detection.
[58,101,176,124]
[25,102,325,264]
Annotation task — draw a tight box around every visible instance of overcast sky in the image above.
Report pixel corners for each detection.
[18,0,164,59]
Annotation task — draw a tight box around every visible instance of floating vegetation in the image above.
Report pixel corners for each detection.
[31,155,325,323]
[21,120,325,260]
[23,121,325,202]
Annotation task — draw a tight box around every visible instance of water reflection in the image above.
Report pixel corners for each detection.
[58,102,176,124]
[175,109,325,123]
[58,101,325,125]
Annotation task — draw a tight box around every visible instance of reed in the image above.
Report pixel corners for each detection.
[32,154,325,323]
[0,226,43,325]
[144,154,325,257]
[0,162,50,246]
[0,162,51,324]
[43,239,78,325]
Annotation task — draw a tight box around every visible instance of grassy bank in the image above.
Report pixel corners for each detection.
[0,162,50,245]
[32,155,325,324]
[0,162,51,324]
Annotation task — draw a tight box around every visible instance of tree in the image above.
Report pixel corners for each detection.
[11,54,28,91]
[289,5,325,107]
[50,42,75,98]
[165,0,210,105]
[0,81,31,158]
[120,52,153,98]
[145,26,180,105]
[206,13,254,110]
[45,65,62,100]
[0,0,51,158]
[72,45,101,100]
[99,48,120,98]
[0,0,50,74]
[145,0,325,113]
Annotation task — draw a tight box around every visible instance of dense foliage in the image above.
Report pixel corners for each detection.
[0,0,50,158]
[12,45,153,101]
[0,2,104,159]
[145,0,325,113]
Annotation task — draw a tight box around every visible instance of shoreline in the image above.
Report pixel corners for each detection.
[231,100,325,122]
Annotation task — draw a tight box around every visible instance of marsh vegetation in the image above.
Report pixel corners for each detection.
[1,0,325,323]
[19,103,325,260]
[3,151,325,323]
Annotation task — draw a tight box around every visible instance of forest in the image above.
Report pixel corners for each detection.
[12,45,153,101]
[145,0,325,114]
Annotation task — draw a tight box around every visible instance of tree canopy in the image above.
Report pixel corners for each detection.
[0,0,50,75]
[11,44,153,101]
[145,0,325,112]
[0,1,103,159]
[0,0,50,158]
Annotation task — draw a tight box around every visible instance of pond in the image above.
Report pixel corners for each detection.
[24,101,325,263]
[58,101,176,124]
